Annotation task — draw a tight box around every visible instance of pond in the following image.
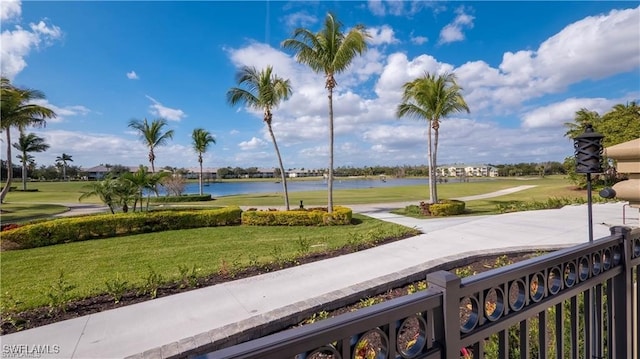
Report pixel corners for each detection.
[179,178,428,197]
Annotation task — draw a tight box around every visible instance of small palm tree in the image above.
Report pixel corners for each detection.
[79,178,117,214]
[127,118,174,174]
[0,77,56,202]
[227,66,293,210]
[12,132,50,190]
[191,128,216,196]
[397,72,469,204]
[55,153,73,181]
[121,166,169,211]
[282,12,369,213]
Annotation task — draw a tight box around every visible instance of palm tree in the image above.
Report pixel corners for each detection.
[55,153,73,181]
[282,12,368,213]
[120,165,169,211]
[127,118,174,174]
[12,132,50,190]
[79,178,117,214]
[0,77,56,202]
[191,128,216,196]
[397,72,469,204]
[564,108,601,139]
[227,66,293,210]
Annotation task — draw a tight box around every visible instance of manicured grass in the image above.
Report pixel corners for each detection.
[0,214,418,312]
[0,203,70,222]
[3,181,102,204]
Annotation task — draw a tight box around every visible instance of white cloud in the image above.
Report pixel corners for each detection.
[410,32,428,45]
[145,95,186,121]
[522,97,616,129]
[126,71,139,80]
[238,137,267,150]
[1,15,62,79]
[368,0,385,16]
[1,0,21,21]
[367,0,426,17]
[367,25,400,46]
[283,11,317,28]
[28,99,90,123]
[438,7,475,44]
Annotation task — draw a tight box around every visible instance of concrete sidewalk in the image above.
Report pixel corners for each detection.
[1,202,637,359]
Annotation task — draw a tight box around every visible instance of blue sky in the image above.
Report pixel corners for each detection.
[2,1,639,171]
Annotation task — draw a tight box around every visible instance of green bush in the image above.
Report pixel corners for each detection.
[148,194,212,203]
[429,199,466,216]
[241,206,352,226]
[1,206,242,250]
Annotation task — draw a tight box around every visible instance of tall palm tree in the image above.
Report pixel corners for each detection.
[127,118,174,174]
[397,72,469,204]
[191,128,216,196]
[55,153,73,181]
[282,12,368,213]
[12,132,50,190]
[0,77,56,202]
[227,66,293,210]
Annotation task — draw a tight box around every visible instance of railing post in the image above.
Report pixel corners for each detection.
[611,226,633,358]
[428,270,462,359]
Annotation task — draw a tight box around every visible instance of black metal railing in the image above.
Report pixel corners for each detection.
[192,226,639,359]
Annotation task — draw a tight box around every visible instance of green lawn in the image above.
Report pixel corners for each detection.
[0,214,417,311]
[0,175,589,313]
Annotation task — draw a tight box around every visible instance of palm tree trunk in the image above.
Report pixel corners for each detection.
[426,121,435,204]
[1,131,14,203]
[267,124,290,210]
[432,126,439,203]
[327,87,334,213]
[198,158,204,196]
[21,161,27,191]
[62,164,67,181]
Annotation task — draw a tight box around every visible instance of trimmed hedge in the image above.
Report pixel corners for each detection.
[1,206,242,251]
[149,194,212,202]
[242,206,352,226]
[429,199,466,216]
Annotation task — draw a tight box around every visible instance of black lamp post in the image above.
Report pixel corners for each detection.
[573,124,604,243]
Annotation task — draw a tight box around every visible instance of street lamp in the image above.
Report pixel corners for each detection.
[573,124,604,243]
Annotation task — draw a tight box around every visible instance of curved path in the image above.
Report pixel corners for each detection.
[5,186,635,359]
[54,185,537,216]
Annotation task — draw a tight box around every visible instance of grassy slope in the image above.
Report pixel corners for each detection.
[1,214,416,311]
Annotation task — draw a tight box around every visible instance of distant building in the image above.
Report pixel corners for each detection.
[84,165,141,180]
[287,168,323,178]
[436,164,498,178]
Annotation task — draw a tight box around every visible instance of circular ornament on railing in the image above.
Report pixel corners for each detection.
[612,245,622,266]
[634,239,640,258]
[592,252,602,275]
[397,315,427,358]
[484,287,505,322]
[530,272,545,302]
[602,248,612,271]
[509,279,526,311]
[352,328,388,359]
[564,261,577,287]
[548,266,562,295]
[305,345,342,359]
[579,256,590,281]
[460,296,479,333]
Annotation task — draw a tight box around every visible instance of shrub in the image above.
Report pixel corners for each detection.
[428,199,466,216]
[0,206,242,250]
[241,206,352,226]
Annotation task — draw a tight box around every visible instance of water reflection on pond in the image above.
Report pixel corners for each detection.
[182,178,428,197]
